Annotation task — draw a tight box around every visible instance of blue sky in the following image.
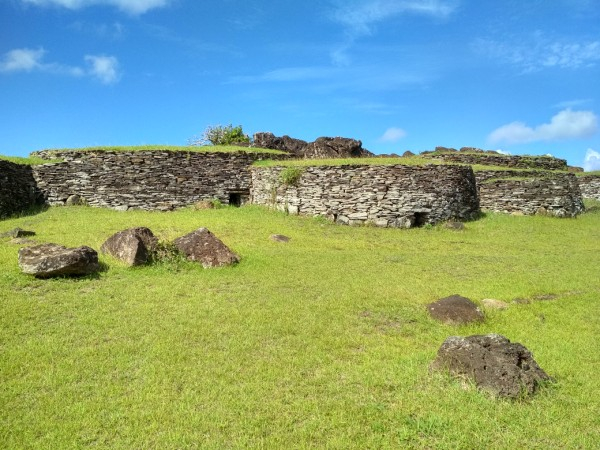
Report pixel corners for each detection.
[1,0,600,170]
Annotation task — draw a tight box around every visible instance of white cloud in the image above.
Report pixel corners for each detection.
[379,127,407,142]
[0,48,45,72]
[21,0,171,14]
[332,0,458,36]
[0,47,120,84]
[584,148,600,171]
[473,34,600,72]
[488,109,598,145]
[85,55,120,84]
[495,149,511,155]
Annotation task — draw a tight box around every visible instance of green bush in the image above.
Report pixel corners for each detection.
[279,167,304,186]
[189,124,250,146]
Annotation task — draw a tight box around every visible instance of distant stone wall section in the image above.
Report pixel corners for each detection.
[424,152,568,171]
[0,160,42,218]
[250,164,480,227]
[478,173,584,217]
[31,150,279,211]
[577,175,600,200]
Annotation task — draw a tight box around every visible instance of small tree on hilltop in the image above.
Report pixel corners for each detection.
[188,124,251,146]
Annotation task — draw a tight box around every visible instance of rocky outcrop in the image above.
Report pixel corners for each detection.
[431,334,551,398]
[252,132,373,158]
[427,295,485,325]
[173,228,240,268]
[251,164,480,228]
[0,160,43,218]
[18,243,100,277]
[101,227,158,266]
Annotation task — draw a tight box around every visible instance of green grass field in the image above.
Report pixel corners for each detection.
[1,203,599,448]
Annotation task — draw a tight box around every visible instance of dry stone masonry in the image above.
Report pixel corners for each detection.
[250,164,480,227]
[578,174,600,200]
[423,149,568,171]
[0,160,42,218]
[31,150,280,210]
[478,173,584,217]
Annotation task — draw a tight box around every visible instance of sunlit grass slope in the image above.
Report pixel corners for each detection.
[1,202,599,448]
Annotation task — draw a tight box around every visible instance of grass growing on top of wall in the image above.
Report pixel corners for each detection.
[254,156,444,167]
[34,145,287,155]
[0,154,61,165]
[1,202,599,448]
[576,170,600,177]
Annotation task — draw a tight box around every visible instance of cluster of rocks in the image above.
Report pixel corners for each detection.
[250,164,480,228]
[252,132,373,159]
[427,294,551,398]
[16,226,240,277]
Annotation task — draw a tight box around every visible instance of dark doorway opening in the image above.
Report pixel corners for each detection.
[413,212,429,227]
[229,193,242,207]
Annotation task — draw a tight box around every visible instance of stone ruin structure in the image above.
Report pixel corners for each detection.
[250,164,479,227]
[0,136,595,224]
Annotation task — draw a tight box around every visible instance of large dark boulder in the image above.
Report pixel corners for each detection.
[100,227,158,266]
[173,228,240,268]
[253,132,308,155]
[427,295,485,325]
[18,243,100,277]
[252,132,373,159]
[431,334,551,398]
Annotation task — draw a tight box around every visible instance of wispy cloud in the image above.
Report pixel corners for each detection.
[473,33,600,73]
[488,109,598,145]
[21,0,171,15]
[228,67,338,84]
[553,99,593,109]
[331,0,458,36]
[0,47,121,84]
[584,148,600,171]
[69,21,125,40]
[85,55,120,84]
[378,127,407,142]
[329,0,458,65]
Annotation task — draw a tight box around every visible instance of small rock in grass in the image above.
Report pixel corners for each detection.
[431,334,551,399]
[270,234,291,243]
[482,298,509,310]
[65,194,87,206]
[194,200,214,210]
[445,221,465,230]
[1,227,36,238]
[427,295,485,325]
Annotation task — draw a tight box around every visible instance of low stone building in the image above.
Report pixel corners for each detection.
[250,164,480,227]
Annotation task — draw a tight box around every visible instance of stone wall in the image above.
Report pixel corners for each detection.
[0,160,42,218]
[478,173,584,217]
[32,150,279,211]
[424,152,568,171]
[577,175,600,200]
[250,164,480,227]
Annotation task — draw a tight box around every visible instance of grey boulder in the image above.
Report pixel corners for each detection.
[18,243,100,277]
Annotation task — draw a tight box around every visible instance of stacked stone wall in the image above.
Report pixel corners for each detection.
[250,164,480,227]
[425,153,567,170]
[0,160,42,218]
[32,150,278,211]
[478,173,584,217]
[577,175,600,200]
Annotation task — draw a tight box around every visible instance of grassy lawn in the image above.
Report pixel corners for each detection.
[30,145,286,156]
[1,202,599,448]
